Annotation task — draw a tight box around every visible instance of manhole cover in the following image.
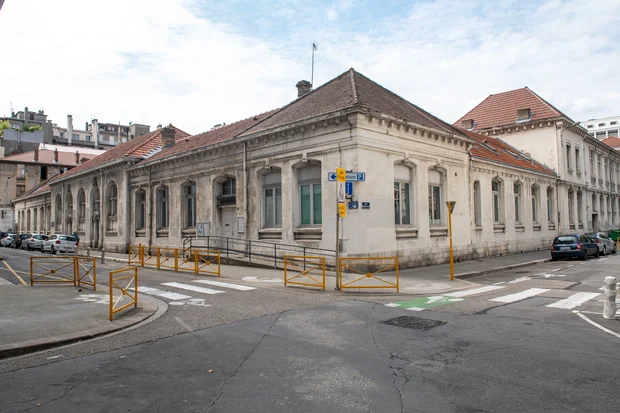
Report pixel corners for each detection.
[59,303,97,311]
[382,316,446,331]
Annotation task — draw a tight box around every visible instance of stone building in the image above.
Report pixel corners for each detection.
[15,69,569,266]
[455,87,620,236]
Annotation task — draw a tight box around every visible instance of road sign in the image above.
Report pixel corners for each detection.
[337,182,346,203]
[328,172,366,182]
[338,203,347,218]
[336,167,346,183]
[348,201,359,209]
[346,182,353,195]
[362,202,370,209]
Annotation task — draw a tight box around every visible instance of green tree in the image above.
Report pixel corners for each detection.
[0,120,11,137]
[21,123,42,132]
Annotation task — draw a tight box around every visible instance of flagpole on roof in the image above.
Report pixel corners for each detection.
[311,43,318,87]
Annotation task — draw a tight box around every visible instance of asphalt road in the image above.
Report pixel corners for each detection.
[1,248,619,412]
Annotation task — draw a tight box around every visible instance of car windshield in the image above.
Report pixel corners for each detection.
[554,236,578,245]
[60,236,76,242]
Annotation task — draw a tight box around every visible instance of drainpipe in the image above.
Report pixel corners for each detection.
[243,142,248,237]
[148,166,153,249]
[100,170,104,249]
[124,168,131,252]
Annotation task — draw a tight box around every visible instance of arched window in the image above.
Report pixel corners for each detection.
[156,186,169,229]
[55,194,62,226]
[577,191,583,226]
[547,187,554,223]
[492,179,503,224]
[78,189,86,219]
[135,189,146,230]
[298,164,322,226]
[473,181,481,227]
[568,190,574,225]
[107,182,118,217]
[263,170,282,227]
[394,165,413,226]
[26,209,31,233]
[91,187,100,217]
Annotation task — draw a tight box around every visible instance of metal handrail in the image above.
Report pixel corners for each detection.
[183,235,336,269]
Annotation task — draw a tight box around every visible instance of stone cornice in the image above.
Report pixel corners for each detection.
[51,156,142,186]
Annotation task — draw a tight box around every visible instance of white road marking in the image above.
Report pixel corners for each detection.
[384,303,400,307]
[135,286,191,300]
[193,279,256,291]
[508,277,531,284]
[564,265,574,268]
[574,311,620,340]
[162,282,225,295]
[242,276,281,283]
[539,273,566,278]
[493,281,506,285]
[598,258,608,262]
[0,277,13,285]
[446,285,504,297]
[546,292,600,309]
[174,316,193,332]
[551,268,560,272]
[490,288,550,303]
[405,307,425,311]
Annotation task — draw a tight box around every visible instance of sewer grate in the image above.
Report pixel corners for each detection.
[382,316,446,331]
[59,303,97,311]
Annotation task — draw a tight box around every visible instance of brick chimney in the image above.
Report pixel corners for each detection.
[53,148,58,163]
[67,114,73,146]
[34,145,39,162]
[75,151,79,164]
[296,80,312,98]
[161,126,175,148]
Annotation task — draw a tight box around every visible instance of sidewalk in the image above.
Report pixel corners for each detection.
[0,284,165,359]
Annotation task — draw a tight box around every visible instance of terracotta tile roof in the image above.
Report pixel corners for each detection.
[453,87,573,132]
[54,125,189,181]
[143,111,278,164]
[1,149,96,167]
[142,69,465,166]
[241,68,462,136]
[602,137,620,149]
[461,128,557,177]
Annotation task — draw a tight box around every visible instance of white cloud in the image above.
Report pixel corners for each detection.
[0,0,618,136]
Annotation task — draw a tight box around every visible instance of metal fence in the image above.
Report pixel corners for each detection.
[339,256,399,292]
[30,256,97,290]
[127,245,221,277]
[284,255,326,290]
[109,266,138,321]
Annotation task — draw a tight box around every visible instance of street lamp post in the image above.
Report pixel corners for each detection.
[446,201,456,281]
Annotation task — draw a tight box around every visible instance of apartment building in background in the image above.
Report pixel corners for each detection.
[583,116,620,140]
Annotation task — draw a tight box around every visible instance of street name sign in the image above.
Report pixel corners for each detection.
[328,172,366,182]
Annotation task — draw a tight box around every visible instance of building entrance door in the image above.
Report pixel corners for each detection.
[592,213,599,232]
[221,208,235,238]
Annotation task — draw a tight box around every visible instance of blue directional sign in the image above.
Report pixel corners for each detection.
[348,201,359,209]
[345,182,353,195]
[328,172,366,182]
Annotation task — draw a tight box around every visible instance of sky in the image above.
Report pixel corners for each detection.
[0,0,619,135]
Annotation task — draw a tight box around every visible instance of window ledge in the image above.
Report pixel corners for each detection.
[515,224,525,232]
[395,226,418,239]
[548,223,556,230]
[105,231,118,237]
[182,228,197,236]
[493,224,506,233]
[429,226,448,238]
[294,227,322,241]
[576,171,582,176]
[533,223,541,232]
[259,228,283,240]
[569,223,576,230]
[567,169,573,174]
[578,223,584,229]
[156,228,169,238]
[135,229,146,237]
[474,225,483,231]
[107,215,118,222]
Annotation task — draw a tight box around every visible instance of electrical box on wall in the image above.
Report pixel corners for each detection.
[197,222,210,237]
[237,217,245,233]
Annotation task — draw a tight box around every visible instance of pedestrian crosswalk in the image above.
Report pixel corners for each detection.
[386,284,602,313]
[134,280,258,304]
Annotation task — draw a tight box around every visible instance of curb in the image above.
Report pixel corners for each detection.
[0,289,167,360]
[453,258,552,280]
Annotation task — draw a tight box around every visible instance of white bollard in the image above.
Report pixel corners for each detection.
[87,247,91,258]
[100,248,106,264]
[603,276,617,320]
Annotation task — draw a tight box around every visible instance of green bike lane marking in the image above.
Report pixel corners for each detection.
[386,296,465,311]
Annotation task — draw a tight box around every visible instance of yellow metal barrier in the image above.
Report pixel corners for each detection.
[157,247,178,271]
[30,256,77,287]
[177,250,195,273]
[109,266,138,321]
[284,256,326,290]
[128,244,142,266]
[195,250,221,277]
[76,257,97,290]
[339,256,399,292]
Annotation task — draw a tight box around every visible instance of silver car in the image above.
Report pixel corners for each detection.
[1,234,17,247]
[589,232,617,256]
[22,234,49,251]
[42,234,77,254]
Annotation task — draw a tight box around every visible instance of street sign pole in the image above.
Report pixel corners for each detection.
[335,167,346,291]
[446,201,456,281]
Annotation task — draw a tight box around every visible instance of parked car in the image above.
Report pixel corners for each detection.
[21,234,49,251]
[551,234,599,261]
[42,234,77,254]
[10,234,31,249]
[1,233,17,247]
[588,232,617,256]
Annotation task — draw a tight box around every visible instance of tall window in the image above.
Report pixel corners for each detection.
[55,194,62,225]
[492,179,502,224]
[27,209,31,232]
[590,150,595,176]
[394,165,412,226]
[66,193,73,218]
[107,182,118,216]
[577,191,583,224]
[473,181,482,226]
[92,188,100,215]
[156,187,169,228]
[135,190,146,230]
[592,193,597,213]
[299,164,322,225]
[184,183,196,228]
[218,178,236,206]
[263,170,282,227]
[78,189,86,219]
[566,144,572,171]
[514,183,521,223]
[547,187,554,223]
[597,155,602,179]
[575,147,580,172]
[568,190,574,224]
[428,169,443,225]
[531,185,539,223]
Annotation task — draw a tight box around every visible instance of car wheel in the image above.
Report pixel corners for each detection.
[595,248,600,258]
[580,253,587,261]
[602,246,607,256]
[551,257,558,261]
[51,246,56,255]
